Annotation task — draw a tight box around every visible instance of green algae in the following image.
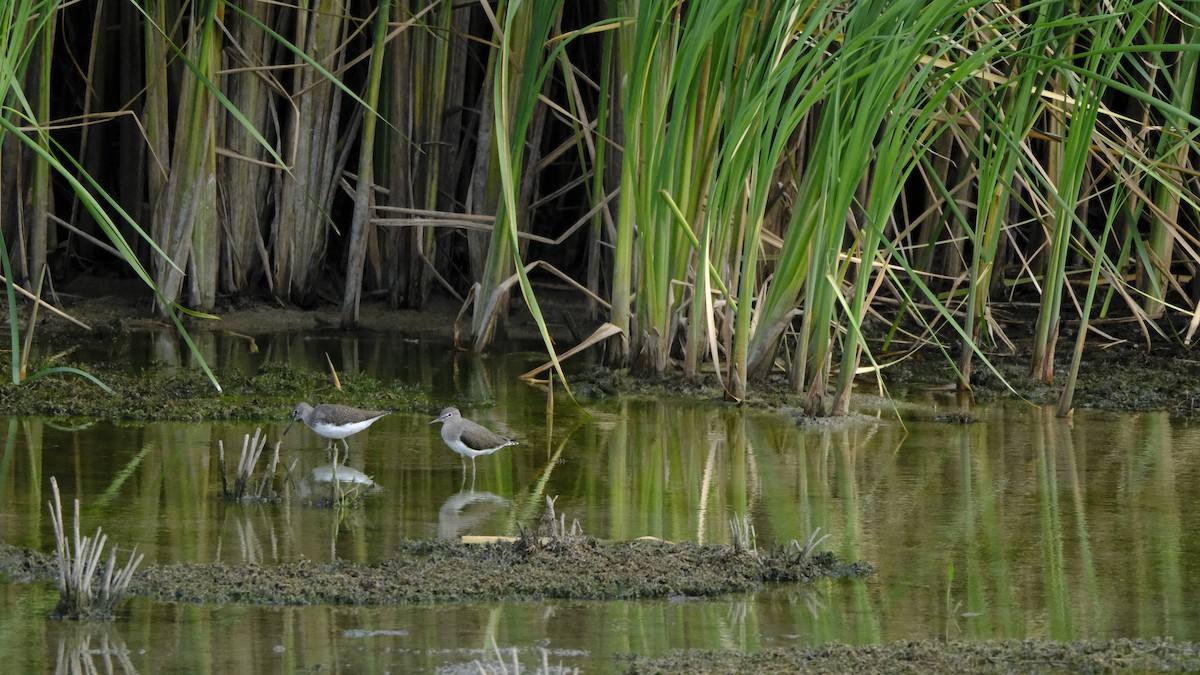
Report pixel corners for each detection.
[0,360,429,421]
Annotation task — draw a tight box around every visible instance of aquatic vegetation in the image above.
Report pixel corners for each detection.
[792,527,831,562]
[730,514,757,555]
[522,495,583,548]
[473,639,578,675]
[218,428,290,503]
[0,0,220,392]
[46,477,143,620]
[0,361,429,421]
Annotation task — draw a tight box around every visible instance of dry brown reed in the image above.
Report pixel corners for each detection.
[47,477,143,620]
[730,514,758,555]
[792,527,831,562]
[474,638,579,675]
[218,427,288,502]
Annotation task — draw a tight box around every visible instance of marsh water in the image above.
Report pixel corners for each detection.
[2,329,1199,672]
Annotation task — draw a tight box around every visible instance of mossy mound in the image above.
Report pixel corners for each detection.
[620,638,1200,673]
[0,538,871,606]
[0,361,428,421]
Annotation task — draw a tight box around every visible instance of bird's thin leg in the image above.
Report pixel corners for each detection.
[341,439,351,463]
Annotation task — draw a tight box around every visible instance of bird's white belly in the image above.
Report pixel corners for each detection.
[446,439,493,459]
[311,419,376,439]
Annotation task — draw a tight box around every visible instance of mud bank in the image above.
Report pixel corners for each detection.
[0,537,870,605]
[620,638,1200,673]
[9,281,1200,418]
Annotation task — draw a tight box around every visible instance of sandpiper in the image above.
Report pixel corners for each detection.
[284,402,389,456]
[430,407,518,474]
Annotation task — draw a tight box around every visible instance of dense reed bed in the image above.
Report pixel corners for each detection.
[1,0,1196,413]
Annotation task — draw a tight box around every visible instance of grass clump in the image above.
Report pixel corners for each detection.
[730,514,757,554]
[473,638,579,675]
[218,428,292,502]
[517,496,583,550]
[47,477,143,620]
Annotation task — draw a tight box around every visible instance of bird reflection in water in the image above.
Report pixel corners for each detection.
[297,463,381,508]
[438,489,510,539]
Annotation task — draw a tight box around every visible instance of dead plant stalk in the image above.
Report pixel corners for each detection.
[47,476,143,619]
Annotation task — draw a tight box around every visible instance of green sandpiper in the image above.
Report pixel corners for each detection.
[284,402,389,456]
[430,407,518,474]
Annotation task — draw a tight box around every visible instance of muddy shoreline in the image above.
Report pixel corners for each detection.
[15,274,1200,411]
[620,639,1200,673]
[7,283,1200,420]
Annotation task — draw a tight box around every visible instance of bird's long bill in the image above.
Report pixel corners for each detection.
[429,414,445,425]
[283,417,297,436]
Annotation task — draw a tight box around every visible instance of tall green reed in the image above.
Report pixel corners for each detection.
[465,0,579,394]
[1031,5,1148,382]
[763,0,989,412]
[1,0,214,390]
[1139,8,1199,319]
[616,0,727,377]
[956,1,1060,388]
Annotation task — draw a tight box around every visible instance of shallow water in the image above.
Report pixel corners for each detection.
[2,330,1200,672]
